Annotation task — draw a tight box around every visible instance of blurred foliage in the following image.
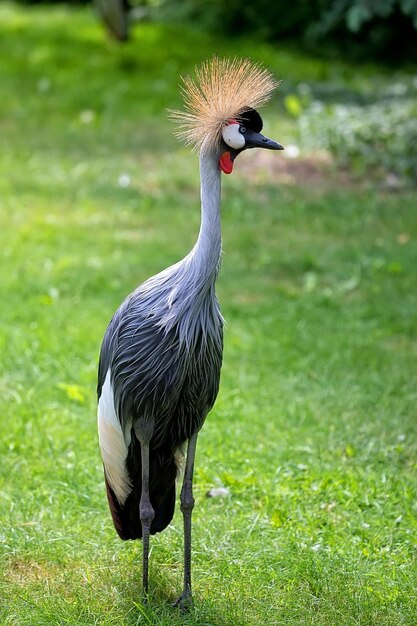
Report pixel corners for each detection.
[292,77,417,185]
[314,0,417,34]
[306,0,417,62]
[156,0,417,61]
[19,0,417,62]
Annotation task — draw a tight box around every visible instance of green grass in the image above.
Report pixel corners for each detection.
[1,3,417,624]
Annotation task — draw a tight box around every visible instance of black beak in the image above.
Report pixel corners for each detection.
[244,129,284,151]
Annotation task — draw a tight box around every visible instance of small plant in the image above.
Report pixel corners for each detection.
[299,78,417,185]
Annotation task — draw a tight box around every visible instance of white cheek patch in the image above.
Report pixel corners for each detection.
[222,123,245,150]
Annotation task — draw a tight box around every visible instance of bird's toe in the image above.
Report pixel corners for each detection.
[172,592,193,613]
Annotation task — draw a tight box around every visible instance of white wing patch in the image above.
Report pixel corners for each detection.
[97,369,132,504]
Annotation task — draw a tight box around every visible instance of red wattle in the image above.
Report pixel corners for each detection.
[219,151,233,175]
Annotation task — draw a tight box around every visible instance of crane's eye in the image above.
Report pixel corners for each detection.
[239,125,246,134]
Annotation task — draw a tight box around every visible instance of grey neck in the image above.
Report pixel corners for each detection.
[189,148,222,286]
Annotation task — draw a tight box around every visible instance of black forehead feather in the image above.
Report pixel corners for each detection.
[239,107,263,133]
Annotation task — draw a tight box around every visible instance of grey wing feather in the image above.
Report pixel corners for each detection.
[98,280,223,447]
[97,296,130,399]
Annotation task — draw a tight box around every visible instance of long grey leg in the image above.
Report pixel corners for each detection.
[139,442,155,596]
[174,431,198,611]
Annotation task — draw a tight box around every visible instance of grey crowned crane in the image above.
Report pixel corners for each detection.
[97,57,283,609]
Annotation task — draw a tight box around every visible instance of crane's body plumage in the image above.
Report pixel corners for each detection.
[98,150,223,539]
[97,57,282,607]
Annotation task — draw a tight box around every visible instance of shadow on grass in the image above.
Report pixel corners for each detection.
[119,566,233,626]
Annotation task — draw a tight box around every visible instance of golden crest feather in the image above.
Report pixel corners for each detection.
[169,57,279,151]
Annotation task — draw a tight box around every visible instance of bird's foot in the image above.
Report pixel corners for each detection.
[172,591,193,613]
[141,591,149,606]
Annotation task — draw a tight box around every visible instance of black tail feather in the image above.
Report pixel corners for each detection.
[104,433,178,540]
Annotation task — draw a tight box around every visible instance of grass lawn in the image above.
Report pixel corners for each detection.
[1,3,416,624]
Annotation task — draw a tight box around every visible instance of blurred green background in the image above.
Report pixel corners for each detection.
[24,0,417,62]
[1,2,416,625]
